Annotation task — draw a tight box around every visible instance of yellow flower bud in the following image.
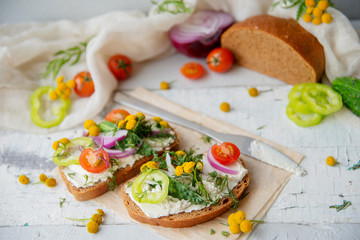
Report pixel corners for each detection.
[318,0,329,10]
[312,7,323,17]
[97,209,105,216]
[159,121,169,128]
[140,161,159,172]
[49,90,58,100]
[303,14,313,23]
[56,76,64,83]
[45,177,57,187]
[136,112,145,121]
[233,211,246,224]
[160,81,170,90]
[126,119,137,130]
[183,161,195,173]
[64,88,72,97]
[175,150,186,156]
[39,174,48,183]
[66,79,76,89]
[153,116,162,122]
[306,7,314,14]
[19,175,29,185]
[52,141,60,150]
[305,0,315,7]
[118,120,126,129]
[240,220,253,233]
[57,82,67,91]
[91,213,102,224]
[220,102,230,112]
[84,119,96,130]
[87,220,99,234]
[196,162,203,172]
[248,87,259,97]
[228,213,237,225]
[59,138,70,144]
[175,166,184,176]
[229,223,241,234]
[326,156,337,166]
[312,17,322,25]
[125,115,137,121]
[89,126,100,137]
[322,13,332,24]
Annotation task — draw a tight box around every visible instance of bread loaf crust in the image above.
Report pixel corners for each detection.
[221,14,325,85]
[59,131,179,201]
[121,159,249,228]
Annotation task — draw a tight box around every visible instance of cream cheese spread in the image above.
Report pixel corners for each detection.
[250,140,307,176]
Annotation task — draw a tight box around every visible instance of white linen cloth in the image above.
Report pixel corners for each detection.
[0,0,359,133]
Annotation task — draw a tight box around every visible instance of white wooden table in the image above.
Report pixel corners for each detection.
[1,1,360,240]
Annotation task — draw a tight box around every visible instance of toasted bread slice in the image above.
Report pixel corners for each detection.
[59,132,179,201]
[121,159,249,228]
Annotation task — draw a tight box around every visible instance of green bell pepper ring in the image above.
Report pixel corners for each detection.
[132,169,169,204]
[30,86,70,128]
[301,84,342,115]
[286,104,324,127]
[288,83,314,114]
[53,137,93,166]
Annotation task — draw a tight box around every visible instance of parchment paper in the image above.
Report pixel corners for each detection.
[90,88,304,240]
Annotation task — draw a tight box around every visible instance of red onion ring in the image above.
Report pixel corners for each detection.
[104,142,143,158]
[97,155,110,168]
[169,10,234,58]
[207,148,239,175]
[92,130,127,149]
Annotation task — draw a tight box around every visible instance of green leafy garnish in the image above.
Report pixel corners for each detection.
[83,174,93,186]
[348,160,360,171]
[67,172,76,179]
[221,231,230,237]
[329,200,352,212]
[98,121,118,133]
[201,135,212,144]
[59,198,66,208]
[108,176,117,191]
[43,36,94,80]
[210,229,215,235]
[168,177,206,205]
[151,0,193,14]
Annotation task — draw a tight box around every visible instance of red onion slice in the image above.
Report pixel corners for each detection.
[169,10,234,58]
[104,142,142,159]
[207,148,240,175]
[97,155,110,168]
[92,130,128,149]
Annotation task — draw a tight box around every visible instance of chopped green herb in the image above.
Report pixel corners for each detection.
[210,229,215,235]
[256,125,266,130]
[43,36,94,80]
[348,161,360,171]
[83,174,93,186]
[330,200,352,212]
[208,171,218,179]
[201,135,212,144]
[151,0,193,14]
[221,231,230,237]
[67,172,76,178]
[108,176,117,191]
[59,198,66,208]
[168,177,206,205]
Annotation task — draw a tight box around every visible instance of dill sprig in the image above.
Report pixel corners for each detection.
[151,0,193,14]
[43,35,94,80]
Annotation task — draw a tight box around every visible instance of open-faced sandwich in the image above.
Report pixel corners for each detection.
[52,109,178,201]
[121,142,249,228]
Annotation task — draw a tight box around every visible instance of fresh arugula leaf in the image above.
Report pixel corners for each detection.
[136,142,153,157]
[168,177,206,205]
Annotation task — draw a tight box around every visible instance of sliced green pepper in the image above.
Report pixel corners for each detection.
[53,137,93,166]
[30,86,71,128]
[286,104,324,127]
[132,169,169,204]
[301,84,342,115]
[288,83,314,114]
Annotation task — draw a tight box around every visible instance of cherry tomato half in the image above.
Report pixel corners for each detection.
[74,71,95,97]
[180,62,205,80]
[108,54,132,81]
[211,142,240,165]
[206,47,234,73]
[105,109,130,124]
[79,148,110,173]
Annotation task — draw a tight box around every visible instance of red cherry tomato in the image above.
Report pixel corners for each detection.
[206,48,234,73]
[79,148,110,173]
[105,109,130,124]
[74,71,95,97]
[211,142,240,165]
[180,62,205,80]
[108,54,132,81]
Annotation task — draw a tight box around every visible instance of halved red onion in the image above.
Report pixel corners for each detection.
[103,142,142,159]
[169,10,234,58]
[92,130,127,149]
[207,148,240,175]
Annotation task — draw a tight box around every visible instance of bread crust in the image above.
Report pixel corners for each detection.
[221,14,325,85]
[59,131,179,201]
[121,159,249,228]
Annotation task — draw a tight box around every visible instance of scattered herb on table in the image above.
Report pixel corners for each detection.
[347,160,360,171]
[221,231,230,237]
[329,200,352,212]
[43,35,94,80]
[201,135,212,144]
[220,223,230,227]
[256,125,266,130]
[210,228,215,235]
[59,198,66,208]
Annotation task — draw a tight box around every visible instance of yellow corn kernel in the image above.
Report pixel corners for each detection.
[322,13,332,24]
[220,102,230,112]
[175,166,183,176]
[126,119,137,130]
[89,126,100,136]
[84,119,96,130]
[49,90,58,100]
[303,14,313,23]
[66,79,76,89]
[52,141,60,150]
[56,76,64,83]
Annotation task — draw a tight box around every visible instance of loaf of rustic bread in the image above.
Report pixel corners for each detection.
[221,14,325,85]
[59,133,179,202]
[121,159,249,228]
